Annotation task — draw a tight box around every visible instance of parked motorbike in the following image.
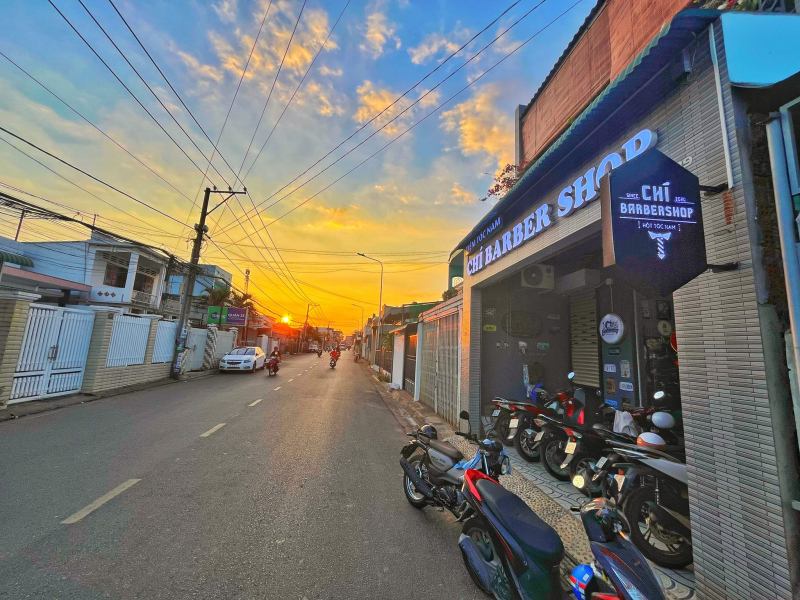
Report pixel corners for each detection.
[266,357,280,376]
[317,349,323,357]
[458,468,666,599]
[583,434,692,568]
[487,385,564,463]
[400,410,511,515]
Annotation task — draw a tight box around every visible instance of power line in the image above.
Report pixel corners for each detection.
[235,0,308,179]
[98,0,309,309]
[214,0,525,235]
[0,126,189,228]
[247,0,587,231]
[47,0,217,186]
[0,49,196,206]
[77,0,233,188]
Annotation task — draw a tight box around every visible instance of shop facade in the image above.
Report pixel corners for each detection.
[451,8,799,600]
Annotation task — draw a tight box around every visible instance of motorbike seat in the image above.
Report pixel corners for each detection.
[428,439,463,461]
[477,480,563,567]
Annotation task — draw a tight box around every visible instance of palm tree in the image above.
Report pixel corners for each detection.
[203,283,232,325]
[231,291,254,310]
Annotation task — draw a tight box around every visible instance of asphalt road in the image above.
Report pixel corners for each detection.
[0,352,483,600]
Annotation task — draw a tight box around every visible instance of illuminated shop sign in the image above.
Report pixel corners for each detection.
[601,149,706,294]
[466,129,657,276]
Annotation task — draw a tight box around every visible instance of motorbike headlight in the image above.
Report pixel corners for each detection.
[500,456,511,475]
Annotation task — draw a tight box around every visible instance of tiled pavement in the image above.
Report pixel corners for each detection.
[371,376,695,599]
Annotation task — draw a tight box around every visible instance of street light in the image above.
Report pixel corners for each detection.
[357,253,383,365]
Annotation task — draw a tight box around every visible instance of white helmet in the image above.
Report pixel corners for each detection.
[651,411,676,430]
[637,431,667,449]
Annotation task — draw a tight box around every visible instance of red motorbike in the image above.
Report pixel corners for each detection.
[488,384,578,463]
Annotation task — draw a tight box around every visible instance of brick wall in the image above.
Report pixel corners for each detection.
[81,312,171,394]
[519,0,693,167]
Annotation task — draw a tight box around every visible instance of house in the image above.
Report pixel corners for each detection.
[0,236,90,304]
[16,231,169,312]
[161,264,233,324]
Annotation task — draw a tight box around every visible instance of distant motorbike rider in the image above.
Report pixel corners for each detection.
[330,347,341,362]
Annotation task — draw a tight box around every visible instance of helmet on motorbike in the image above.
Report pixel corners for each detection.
[637,431,666,449]
[651,411,676,430]
[418,424,438,439]
[568,563,597,600]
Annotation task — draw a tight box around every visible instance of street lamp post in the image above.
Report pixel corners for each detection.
[352,303,364,362]
[357,253,383,366]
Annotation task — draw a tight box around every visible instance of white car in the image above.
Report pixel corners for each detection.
[219,346,266,372]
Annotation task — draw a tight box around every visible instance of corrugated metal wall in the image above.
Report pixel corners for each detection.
[419,311,461,427]
[569,291,600,388]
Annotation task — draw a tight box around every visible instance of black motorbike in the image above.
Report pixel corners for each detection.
[400,411,510,516]
[329,357,337,368]
[584,436,692,568]
[458,468,666,599]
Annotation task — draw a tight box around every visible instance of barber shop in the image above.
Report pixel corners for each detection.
[450,6,800,599]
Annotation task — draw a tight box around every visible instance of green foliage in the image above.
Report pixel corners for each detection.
[204,283,232,307]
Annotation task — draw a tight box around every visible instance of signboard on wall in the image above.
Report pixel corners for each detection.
[206,306,247,325]
[226,307,247,325]
[601,149,706,295]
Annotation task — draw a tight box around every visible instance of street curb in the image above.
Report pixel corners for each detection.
[0,370,219,423]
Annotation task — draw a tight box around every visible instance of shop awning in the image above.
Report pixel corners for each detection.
[0,250,33,267]
[455,8,720,253]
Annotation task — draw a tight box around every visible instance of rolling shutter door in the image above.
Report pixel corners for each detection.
[569,291,599,388]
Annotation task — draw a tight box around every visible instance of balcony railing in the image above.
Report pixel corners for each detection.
[131,289,156,305]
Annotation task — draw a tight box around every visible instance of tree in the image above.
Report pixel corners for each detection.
[231,291,254,310]
[204,283,232,307]
[483,163,519,202]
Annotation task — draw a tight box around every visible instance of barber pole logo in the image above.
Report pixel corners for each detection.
[648,231,672,260]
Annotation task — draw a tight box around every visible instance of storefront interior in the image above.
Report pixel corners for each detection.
[478,232,681,424]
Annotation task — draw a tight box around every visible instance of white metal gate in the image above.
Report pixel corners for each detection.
[11,304,95,404]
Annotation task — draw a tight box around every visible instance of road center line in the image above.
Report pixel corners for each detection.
[248,399,263,407]
[288,378,295,382]
[274,386,281,391]
[61,479,141,524]
[200,423,226,437]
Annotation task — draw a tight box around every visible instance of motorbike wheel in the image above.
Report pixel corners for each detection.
[514,427,541,462]
[624,485,693,568]
[542,438,571,481]
[402,458,429,509]
[461,518,508,598]
[487,413,510,441]
[570,455,603,496]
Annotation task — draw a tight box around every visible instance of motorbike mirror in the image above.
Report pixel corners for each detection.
[567,371,575,381]
[653,390,665,401]
[459,410,470,421]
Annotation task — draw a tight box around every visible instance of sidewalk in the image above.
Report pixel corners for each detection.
[0,368,217,422]
[366,365,695,600]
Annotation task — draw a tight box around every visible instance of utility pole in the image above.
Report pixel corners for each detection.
[357,253,384,364]
[172,186,246,378]
[300,302,312,352]
[243,268,250,346]
[14,209,26,241]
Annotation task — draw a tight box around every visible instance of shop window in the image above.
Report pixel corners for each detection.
[103,262,128,287]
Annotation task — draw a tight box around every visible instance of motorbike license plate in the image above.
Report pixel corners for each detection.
[509,418,519,429]
[564,439,577,455]
[491,409,501,417]
[614,474,626,491]
[596,456,608,470]
[534,430,544,442]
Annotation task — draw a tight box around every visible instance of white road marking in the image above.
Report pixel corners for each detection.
[288,378,295,382]
[274,386,281,391]
[200,423,226,437]
[61,479,141,524]
[248,398,263,407]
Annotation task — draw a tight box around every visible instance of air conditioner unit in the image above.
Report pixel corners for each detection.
[521,264,554,290]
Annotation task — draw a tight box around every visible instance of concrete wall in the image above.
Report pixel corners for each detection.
[81,312,170,394]
[0,291,40,408]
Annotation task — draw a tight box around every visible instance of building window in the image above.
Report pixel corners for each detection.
[103,263,128,287]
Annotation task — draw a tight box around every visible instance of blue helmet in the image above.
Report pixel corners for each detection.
[569,564,596,600]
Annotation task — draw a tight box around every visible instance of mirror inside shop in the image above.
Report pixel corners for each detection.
[479,232,692,569]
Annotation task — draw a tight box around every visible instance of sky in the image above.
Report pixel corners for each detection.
[0,0,596,331]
